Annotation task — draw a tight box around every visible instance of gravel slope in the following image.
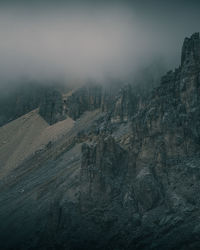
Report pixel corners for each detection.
[0,109,74,178]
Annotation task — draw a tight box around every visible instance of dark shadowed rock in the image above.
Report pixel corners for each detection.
[39,88,66,125]
[181,32,200,68]
[0,83,47,126]
[80,136,128,209]
[65,85,102,120]
[1,33,200,250]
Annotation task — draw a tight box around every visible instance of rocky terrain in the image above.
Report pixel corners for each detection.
[0,33,200,249]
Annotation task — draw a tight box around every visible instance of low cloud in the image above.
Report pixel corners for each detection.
[0,1,199,86]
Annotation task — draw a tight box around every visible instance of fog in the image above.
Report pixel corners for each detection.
[0,0,200,86]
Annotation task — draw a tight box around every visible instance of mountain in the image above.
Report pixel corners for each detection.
[0,33,200,250]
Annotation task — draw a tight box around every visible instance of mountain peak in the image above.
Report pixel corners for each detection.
[181,32,200,66]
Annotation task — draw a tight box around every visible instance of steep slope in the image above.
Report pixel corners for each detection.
[0,83,71,127]
[0,83,49,127]
[0,109,74,178]
[0,33,200,250]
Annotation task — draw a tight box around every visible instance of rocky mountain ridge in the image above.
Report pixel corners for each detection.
[0,33,200,249]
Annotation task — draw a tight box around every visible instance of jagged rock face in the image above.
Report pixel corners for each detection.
[1,33,200,250]
[38,83,135,124]
[0,83,47,126]
[131,33,200,164]
[181,32,200,68]
[73,33,200,249]
[80,136,128,209]
[0,83,69,127]
[133,167,162,211]
[39,88,66,125]
[65,85,102,120]
[111,84,140,123]
[101,90,116,113]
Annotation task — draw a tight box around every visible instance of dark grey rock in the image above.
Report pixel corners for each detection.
[1,33,200,250]
[39,88,66,125]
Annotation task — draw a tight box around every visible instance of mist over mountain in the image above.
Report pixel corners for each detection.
[1,1,200,250]
[0,0,200,86]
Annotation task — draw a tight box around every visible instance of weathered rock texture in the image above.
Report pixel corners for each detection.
[0,83,46,126]
[0,33,200,250]
[65,84,102,120]
[80,136,128,210]
[39,88,66,125]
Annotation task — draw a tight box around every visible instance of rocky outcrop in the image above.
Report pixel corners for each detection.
[1,33,200,250]
[181,32,200,68]
[39,88,66,125]
[0,83,47,126]
[80,136,128,209]
[73,32,200,249]
[110,84,141,123]
[38,83,140,125]
[65,85,102,120]
[0,83,69,127]
[131,33,200,162]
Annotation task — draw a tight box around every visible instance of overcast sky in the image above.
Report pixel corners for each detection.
[0,0,199,85]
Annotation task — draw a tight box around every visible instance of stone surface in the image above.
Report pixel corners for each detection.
[0,33,200,249]
[65,84,102,120]
[0,83,47,126]
[39,88,66,125]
